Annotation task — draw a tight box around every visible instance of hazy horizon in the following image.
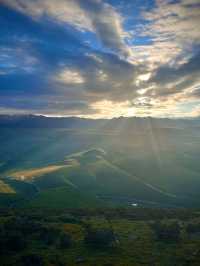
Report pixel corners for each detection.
[0,113,200,120]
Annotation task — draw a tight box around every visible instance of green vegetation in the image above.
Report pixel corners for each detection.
[29,186,101,209]
[2,147,198,209]
[0,207,200,265]
[0,115,200,265]
[1,117,200,209]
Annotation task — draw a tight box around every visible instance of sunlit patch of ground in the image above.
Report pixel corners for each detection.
[9,165,69,181]
[0,180,15,193]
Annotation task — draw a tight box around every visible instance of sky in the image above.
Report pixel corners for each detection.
[0,0,200,118]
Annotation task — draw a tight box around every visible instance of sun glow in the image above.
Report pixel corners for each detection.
[137,73,151,81]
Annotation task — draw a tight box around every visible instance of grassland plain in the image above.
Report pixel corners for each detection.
[1,147,200,209]
[1,118,200,209]
[8,165,68,181]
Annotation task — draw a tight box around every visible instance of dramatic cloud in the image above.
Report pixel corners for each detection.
[1,0,130,56]
[1,0,92,31]
[136,0,200,66]
[0,0,200,117]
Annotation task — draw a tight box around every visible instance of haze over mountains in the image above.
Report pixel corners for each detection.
[0,115,200,208]
[0,114,200,128]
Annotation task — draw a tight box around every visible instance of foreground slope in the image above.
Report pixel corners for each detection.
[0,207,200,266]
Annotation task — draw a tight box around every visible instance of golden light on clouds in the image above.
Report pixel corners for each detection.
[56,69,85,84]
[138,73,151,81]
[90,100,136,118]
[1,0,200,118]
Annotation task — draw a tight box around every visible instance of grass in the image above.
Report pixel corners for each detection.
[8,165,69,181]
[28,186,102,209]
[0,180,15,193]
[0,149,188,209]
[1,146,199,209]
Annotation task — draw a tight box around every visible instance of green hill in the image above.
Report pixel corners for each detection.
[0,141,199,207]
[1,148,192,209]
[29,186,102,209]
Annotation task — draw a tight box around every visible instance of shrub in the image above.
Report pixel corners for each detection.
[152,221,181,241]
[39,226,61,245]
[5,232,26,252]
[59,233,72,249]
[186,223,200,234]
[20,253,44,266]
[4,216,42,236]
[84,228,115,248]
[59,214,80,224]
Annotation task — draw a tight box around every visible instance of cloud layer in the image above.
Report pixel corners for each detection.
[0,0,200,117]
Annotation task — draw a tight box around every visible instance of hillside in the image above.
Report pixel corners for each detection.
[0,116,200,208]
[0,148,198,209]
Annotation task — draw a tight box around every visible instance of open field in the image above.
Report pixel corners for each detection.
[8,165,70,181]
[0,180,15,194]
[0,117,200,209]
